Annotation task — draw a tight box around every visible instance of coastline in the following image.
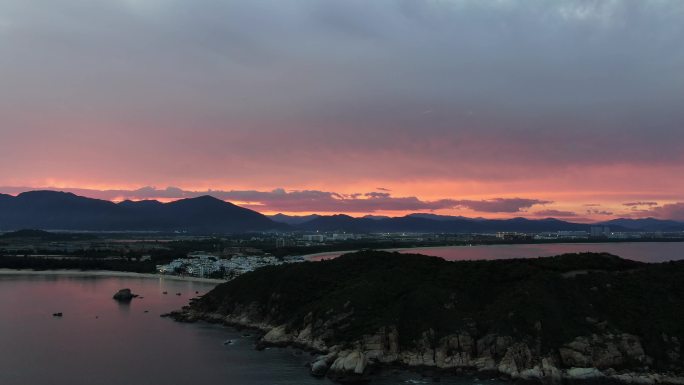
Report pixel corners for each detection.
[173,251,684,384]
[301,241,684,261]
[169,309,684,385]
[0,269,225,284]
[300,244,530,260]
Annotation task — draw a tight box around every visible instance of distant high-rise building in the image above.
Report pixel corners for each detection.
[590,226,610,238]
[557,231,589,239]
[302,234,325,243]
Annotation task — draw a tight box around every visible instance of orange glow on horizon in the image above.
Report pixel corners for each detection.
[3,170,683,222]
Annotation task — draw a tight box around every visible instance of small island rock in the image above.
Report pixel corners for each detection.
[113,288,136,301]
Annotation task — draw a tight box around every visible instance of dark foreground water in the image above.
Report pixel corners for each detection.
[308,242,684,263]
[0,274,486,385]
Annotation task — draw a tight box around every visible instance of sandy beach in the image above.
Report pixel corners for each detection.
[0,269,226,284]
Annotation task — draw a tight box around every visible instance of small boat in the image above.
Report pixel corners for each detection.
[162,291,168,294]
[52,312,63,317]
[223,339,233,345]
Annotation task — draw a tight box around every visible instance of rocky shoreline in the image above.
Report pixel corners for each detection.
[162,251,684,384]
[164,307,684,385]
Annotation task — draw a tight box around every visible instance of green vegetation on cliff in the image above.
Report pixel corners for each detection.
[192,251,684,371]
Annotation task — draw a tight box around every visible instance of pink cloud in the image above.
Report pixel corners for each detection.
[640,202,684,221]
[586,209,614,216]
[0,186,550,214]
[534,209,578,217]
[451,198,552,213]
[623,201,659,207]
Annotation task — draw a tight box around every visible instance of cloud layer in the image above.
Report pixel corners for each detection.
[634,203,684,221]
[1,1,683,218]
[4,185,684,220]
[0,186,549,214]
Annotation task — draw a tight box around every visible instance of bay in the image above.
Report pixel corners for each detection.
[306,242,684,263]
[0,274,485,385]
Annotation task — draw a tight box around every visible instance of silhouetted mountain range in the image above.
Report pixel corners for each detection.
[1,191,683,234]
[289,214,597,233]
[268,213,321,225]
[597,218,684,232]
[0,191,281,233]
[275,213,684,233]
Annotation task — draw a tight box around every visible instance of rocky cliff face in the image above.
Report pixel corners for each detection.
[168,305,684,385]
[166,251,684,384]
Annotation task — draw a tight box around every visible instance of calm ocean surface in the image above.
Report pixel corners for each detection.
[307,242,684,263]
[0,274,486,385]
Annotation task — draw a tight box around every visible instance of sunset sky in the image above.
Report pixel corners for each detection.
[1,1,683,221]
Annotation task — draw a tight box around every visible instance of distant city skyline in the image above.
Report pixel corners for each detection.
[2,1,683,221]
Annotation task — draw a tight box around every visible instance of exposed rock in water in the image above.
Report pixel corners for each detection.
[112,288,137,301]
[328,350,369,383]
[565,367,604,381]
[311,352,338,377]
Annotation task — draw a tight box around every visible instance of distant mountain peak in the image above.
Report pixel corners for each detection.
[331,214,354,219]
[406,213,470,221]
[195,195,222,201]
[117,199,164,208]
[0,190,283,233]
[268,213,321,225]
[168,195,238,208]
[363,215,391,220]
[17,190,77,198]
[598,217,684,231]
[296,213,599,233]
